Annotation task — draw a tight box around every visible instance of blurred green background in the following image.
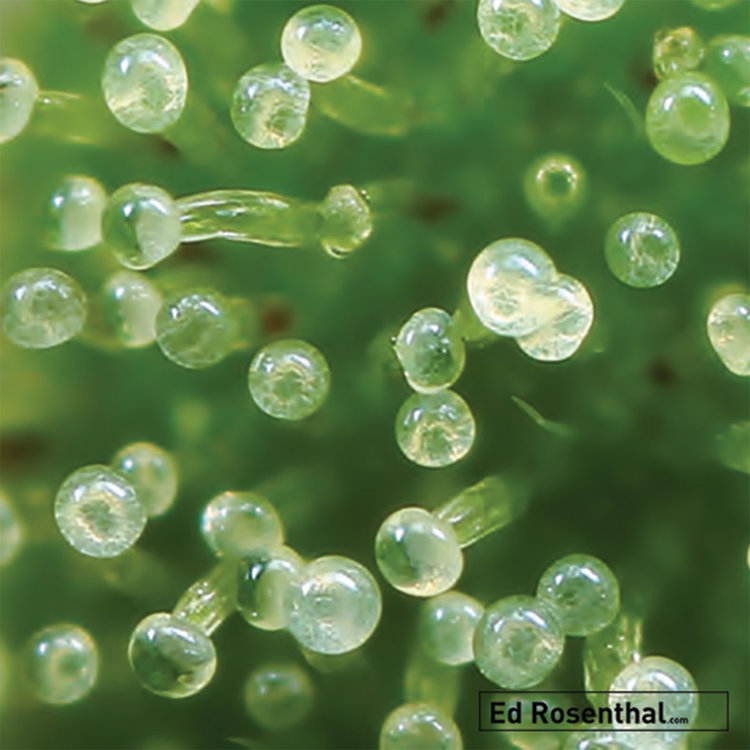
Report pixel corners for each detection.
[0,0,748,747]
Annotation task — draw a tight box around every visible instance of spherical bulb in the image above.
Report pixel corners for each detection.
[237,546,304,631]
[100,270,163,348]
[54,465,147,558]
[0,58,38,144]
[112,442,178,518]
[379,702,463,750]
[652,27,704,81]
[554,0,625,22]
[281,4,362,83]
[704,35,750,108]
[394,308,466,394]
[609,656,699,744]
[102,183,181,270]
[131,0,202,31]
[523,153,587,224]
[515,274,594,362]
[102,34,188,133]
[395,391,476,468]
[318,184,373,258]
[473,595,564,688]
[0,490,23,567]
[248,339,331,420]
[231,63,311,149]
[467,238,557,337]
[243,663,314,730]
[645,72,730,166]
[128,613,216,698]
[604,212,680,289]
[477,0,561,62]
[418,592,484,665]
[45,176,107,251]
[536,554,620,636]
[156,289,238,369]
[201,491,284,557]
[26,624,98,705]
[706,293,750,376]
[375,508,463,597]
[1,268,87,349]
[286,555,382,655]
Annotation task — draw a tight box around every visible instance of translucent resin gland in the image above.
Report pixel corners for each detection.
[604,212,680,288]
[231,63,311,150]
[523,153,587,224]
[375,507,463,597]
[395,391,476,468]
[554,0,625,22]
[112,442,178,517]
[237,546,304,631]
[102,183,181,270]
[467,238,557,337]
[536,554,620,636]
[100,270,163,348]
[286,556,382,655]
[609,656,699,744]
[1,268,87,349]
[156,289,238,369]
[473,595,564,688]
[201,491,284,557]
[394,308,466,394]
[419,592,484,666]
[281,5,362,83]
[54,465,147,558]
[243,663,314,730]
[645,72,730,165]
[653,27,704,81]
[706,293,750,376]
[0,58,38,143]
[477,0,561,62]
[248,339,330,420]
[131,0,202,31]
[379,702,463,750]
[27,624,98,704]
[128,612,216,698]
[46,176,107,251]
[705,35,750,107]
[102,34,188,133]
[318,184,373,258]
[516,275,594,362]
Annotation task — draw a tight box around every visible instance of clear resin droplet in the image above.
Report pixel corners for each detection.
[646,72,730,165]
[281,4,362,83]
[102,183,181,270]
[243,663,314,730]
[473,595,564,688]
[523,153,587,225]
[100,270,163,348]
[379,702,463,750]
[395,391,475,468]
[537,554,620,636]
[1,268,87,349]
[0,58,38,143]
[201,491,284,557]
[375,507,463,597]
[112,442,178,517]
[131,0,202,31]
[248,339,330,420]
[477,0,561,62]
[418,592,484,666]
[231,63,310,150]
[555,0,625,22]
[653,27,704,81]
[604,212,680,288]
[705,34,750,107]
[706,293,750,376]
[102,33,188,133]
[128,612,216,698]
[54,465,147,558]
[156,288,238,370]
[394,308,466,394]
[318,184,373,258]
[286,556,382,655]
[46,175,107,251]
[27,624,98,705]
[467,238,557,337]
